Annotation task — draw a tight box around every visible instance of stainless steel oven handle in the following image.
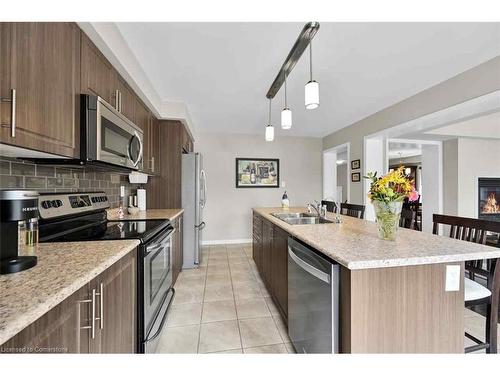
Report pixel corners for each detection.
[145,228,175,255]
[288,246,330,284]
[144,288,175,344]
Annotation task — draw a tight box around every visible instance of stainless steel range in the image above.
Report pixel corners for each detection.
[37,191,174,353]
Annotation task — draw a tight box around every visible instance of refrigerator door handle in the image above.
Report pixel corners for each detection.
[200,170,207,208]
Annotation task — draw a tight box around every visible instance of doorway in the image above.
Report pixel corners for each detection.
[322,142,350,204]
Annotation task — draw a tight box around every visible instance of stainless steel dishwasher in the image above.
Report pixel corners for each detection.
[288,237,340,353]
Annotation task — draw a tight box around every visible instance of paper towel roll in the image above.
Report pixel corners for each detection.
[137,189,146,211]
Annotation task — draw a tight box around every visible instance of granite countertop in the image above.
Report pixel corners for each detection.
[253,207,500,270]
[107,208,184,221]
[0,240,140,346]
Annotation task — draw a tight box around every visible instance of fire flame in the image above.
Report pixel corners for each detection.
[482,193,500,214]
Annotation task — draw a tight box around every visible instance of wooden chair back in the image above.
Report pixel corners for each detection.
[321,200,337,213]
[399,208,416,229]
[432,214,500,244]
[340,203,365,219]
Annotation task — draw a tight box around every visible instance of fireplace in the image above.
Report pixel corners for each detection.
[478,177,500,222]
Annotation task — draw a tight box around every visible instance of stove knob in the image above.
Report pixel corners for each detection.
[41,200,52,209]
[56,200,63,207]
[91,197,96,203]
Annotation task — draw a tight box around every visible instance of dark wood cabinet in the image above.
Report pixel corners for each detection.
[91,250,136,353]
[271,226,288,319]
[0,22,81,157]
[172,214,184,285]
[115,75,136,122]
[81,31,114,104]
[134,97,149,131]
[252,213,288,322]
[143,115,160,175]
[1,249,137,354]
[181,125,194,153]
[262,220,274,288]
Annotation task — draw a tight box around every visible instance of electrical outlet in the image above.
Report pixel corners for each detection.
[120,185,125,197]
[445,265,460,292]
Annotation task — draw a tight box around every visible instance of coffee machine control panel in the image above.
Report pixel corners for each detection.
[39,192,110,219]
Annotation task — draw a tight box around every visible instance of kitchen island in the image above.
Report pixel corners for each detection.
[252,207,500,353]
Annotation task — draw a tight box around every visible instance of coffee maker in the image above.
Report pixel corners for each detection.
[0,190,39,274]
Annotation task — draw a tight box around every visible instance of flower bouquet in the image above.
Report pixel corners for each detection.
[365,166,419,241]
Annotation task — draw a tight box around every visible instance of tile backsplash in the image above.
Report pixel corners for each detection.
[0,156,139,208]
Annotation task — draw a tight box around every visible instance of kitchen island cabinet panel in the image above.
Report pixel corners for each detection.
[0,22,81,157]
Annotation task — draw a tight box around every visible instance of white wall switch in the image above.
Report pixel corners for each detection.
[281,181,286,188]
[445,265,461,292]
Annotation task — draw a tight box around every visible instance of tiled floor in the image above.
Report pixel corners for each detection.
[156,243,295,354]
[156,243,499,354]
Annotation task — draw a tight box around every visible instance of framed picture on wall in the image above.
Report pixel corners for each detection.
[351,159,360,170]
[351,172,361,182]
[236,158,280,188]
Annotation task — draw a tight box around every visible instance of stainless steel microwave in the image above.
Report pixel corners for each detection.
[81,95,143,170]
[21,95,144,172]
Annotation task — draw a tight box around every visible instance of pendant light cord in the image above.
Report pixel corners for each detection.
[284,73,288,107]
[268,98,272,125]
[309,42,313,81]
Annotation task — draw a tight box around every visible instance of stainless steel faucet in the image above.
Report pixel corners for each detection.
[307,200,326,218]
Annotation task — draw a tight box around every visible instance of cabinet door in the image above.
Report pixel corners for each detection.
[253,214,263,272]
[172,216,184,285]
[91,249,137,353]
[80,32,114,104]
[150,117,160,174]
[1,22,80,157]
[116,75,136,122]
[262,220,273,288]
[0,283,91,353]
[134,98,149,131]
[272,226,288,320]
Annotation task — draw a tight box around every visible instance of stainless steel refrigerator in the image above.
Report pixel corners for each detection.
[182,153,206,268]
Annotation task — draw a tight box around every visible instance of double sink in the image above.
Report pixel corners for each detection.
[272,212,333,225]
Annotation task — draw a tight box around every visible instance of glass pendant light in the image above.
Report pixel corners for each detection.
[305,42,319,109]
[281,73,292,129]
[265,98,274,142]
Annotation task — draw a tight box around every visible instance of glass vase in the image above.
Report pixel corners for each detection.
[372,200,403,241]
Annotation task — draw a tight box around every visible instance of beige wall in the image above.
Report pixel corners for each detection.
[196,133,322,242]
[322,56,500,204]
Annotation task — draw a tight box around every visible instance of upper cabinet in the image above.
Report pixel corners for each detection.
[0,23,81,157]
[80,32,114,104]
[181,125,194,153]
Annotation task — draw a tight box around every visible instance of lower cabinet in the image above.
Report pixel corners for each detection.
[172,214,184,285]
[252,213,288,322]
[1,249,137,354]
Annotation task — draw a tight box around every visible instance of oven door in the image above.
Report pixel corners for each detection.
[96,97,143,170]
[143,227,174,339]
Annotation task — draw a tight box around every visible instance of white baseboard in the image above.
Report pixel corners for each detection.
[202,238,252,245]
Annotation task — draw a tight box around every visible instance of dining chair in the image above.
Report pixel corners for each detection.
[321,200,338,213]
[432,214,500,353]
[340,203,365,219]
[399,207,416,229]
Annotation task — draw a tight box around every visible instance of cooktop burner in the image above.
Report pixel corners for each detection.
[41,219,169,243]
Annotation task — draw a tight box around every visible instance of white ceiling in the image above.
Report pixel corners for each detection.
[116,22,500,138]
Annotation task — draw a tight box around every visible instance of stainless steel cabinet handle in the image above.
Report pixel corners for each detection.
[94,283,104,330]
[151,157,155,173]
[77,297,93,334]
[119,90,122,112]
[1,88,16,137]
[288,246,330,284]
[114,89,120,111]
[79,289,96,339]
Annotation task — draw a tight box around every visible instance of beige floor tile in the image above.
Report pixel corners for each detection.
[176,272,206,284]
[233,281,262,300]
[156,324,200,353]
[207,258,229,266]
[204,283,234,302]
[207,267,231,277]
[210,247,227,255]
[285,342,296,353]
[178,267,207,276]
[172,286,205,305]
[231,272,257,284]
[272,314,291,343]
[264,296,280,316]
[206,348,243,354]
[228,257,249,265]
[198,320,242,353]
[206,273,232,286]
[209,253,228,260]
[166,303,203,327]
[243,344,288,354]
[236,297,271,319]
[259,286,271,297]
[239,317,283,348]
[202,300,237,323]
[229,263,252,273]
[227,251,246,258]
[175,277,206,289]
